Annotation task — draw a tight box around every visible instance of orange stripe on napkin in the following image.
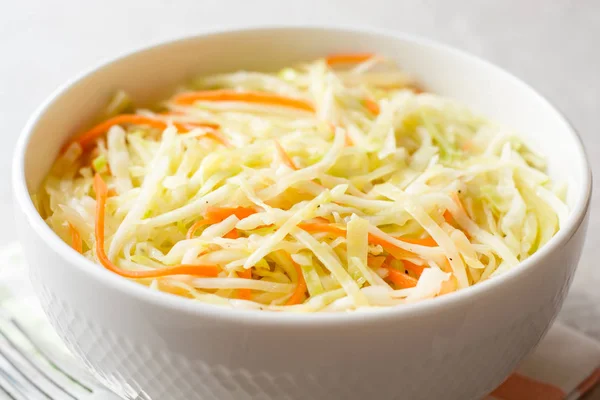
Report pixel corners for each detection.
[490,373,565,400]
[573,367,600,396]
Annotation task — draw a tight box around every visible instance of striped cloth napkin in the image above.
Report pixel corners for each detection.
[486,323,600,400]
[0,242,598,400]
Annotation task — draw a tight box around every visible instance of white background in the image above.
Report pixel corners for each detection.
[1,0,598,343]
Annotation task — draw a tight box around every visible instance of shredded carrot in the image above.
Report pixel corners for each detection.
[176,121,230,147]
[94,173,220,279]
[202,131,231,147]
[402,260,425,277]
[385,267,418,289]
[367,255,387,269]
[443,210,453,224]
[297,222,347,237]
[68,223,83,254]
[282,252,307,305]
[363,99,380,115]
[297,222,416,259]
[106,188,118,197]
[274,139,297,170]
[344,132,354,146]
[158,112,228,146]
[439,258,452,273]
[366,234,415,260]
[410,85,425,94]
[383,254,426,277]
[451,192,467,215]
[204,206,257,223]
[75,115,165,149]
[176,121,220,130]
[462,140,473,152]
[445,194,471,239]
[186,208,255,240]
[401,237,438,247]
[223,229,239,239]
[71,114,217,150]
[186,220,209,239]
[325,53,375,66]
[237,268,252,300]
[172,90,315,113]
[327,123,353,147]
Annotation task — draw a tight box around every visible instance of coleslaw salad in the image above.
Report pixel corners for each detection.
[34,54,567,312]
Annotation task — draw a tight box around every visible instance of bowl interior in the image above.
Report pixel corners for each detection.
[20,26,588,230]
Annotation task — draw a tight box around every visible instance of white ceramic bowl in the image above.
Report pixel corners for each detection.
[12,26,592,400]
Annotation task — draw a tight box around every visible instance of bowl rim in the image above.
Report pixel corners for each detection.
[12,24,593,326]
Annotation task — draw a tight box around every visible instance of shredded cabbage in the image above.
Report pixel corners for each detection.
[36,55,567,312]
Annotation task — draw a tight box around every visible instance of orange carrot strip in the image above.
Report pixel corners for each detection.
[462,140,473,152]
[203,131,231,147]
[71,114,217,150]
[204,206,257,223]
[451,192,467,215]
[297,222,415,259]
[439,258,453,273]
[172,90,315,113]
[328,123,353,147]
[186,207,256,240]
[68,223,83,254]
[367,255,387,269]
[384,254,425,277]
[344,133,354,146]
[283,252,307,306]
[325,53,375,66]
[223,229,239,239]
[364,99,380,115]
[173,121,230,147]
[274,139,297,170]
[106,188,118,197]
[410,85,425,94]
[77,115,166,148]
[443,210,453,224]
[366,234,415,260]
[297,223,347,237]
[186,220,210,239]
[385,267,418,289]
[401,237,437,247]
[157,112,227,145]
[94,173,220,279]
[174,121,220,131]
[237,268,252,300]
[183,126,231,147]
[402,260,426,277]
[444,197,471,239]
